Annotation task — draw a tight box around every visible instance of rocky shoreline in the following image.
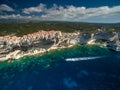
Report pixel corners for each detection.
[0,30,120,61]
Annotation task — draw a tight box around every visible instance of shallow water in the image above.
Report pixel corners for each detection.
[0,45,120,90]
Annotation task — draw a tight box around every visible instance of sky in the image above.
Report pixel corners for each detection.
[0,0,120,23]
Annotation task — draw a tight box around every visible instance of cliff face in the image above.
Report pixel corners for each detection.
[79,32,120,51]
[0,31,60,54]
[0,30,120,61]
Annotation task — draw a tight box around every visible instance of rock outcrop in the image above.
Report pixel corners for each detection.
[79,32,120,51]
[0,30,120,61]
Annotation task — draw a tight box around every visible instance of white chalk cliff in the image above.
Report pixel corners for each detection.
[0,30,120,61]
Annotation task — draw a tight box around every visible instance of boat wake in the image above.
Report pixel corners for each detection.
[65,56,105,61]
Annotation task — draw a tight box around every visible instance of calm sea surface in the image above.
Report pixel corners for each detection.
[0,45,120,90]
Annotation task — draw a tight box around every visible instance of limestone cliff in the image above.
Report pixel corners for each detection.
[79,32,120,51]
[0,30,120,61]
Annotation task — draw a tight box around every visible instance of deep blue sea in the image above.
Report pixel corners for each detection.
[0,45,120,90]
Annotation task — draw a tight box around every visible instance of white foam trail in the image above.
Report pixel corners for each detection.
[65,56,105,61]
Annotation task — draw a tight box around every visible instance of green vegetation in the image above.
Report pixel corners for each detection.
[0,21,120,36]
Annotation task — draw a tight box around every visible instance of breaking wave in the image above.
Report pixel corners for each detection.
[65,56,106,61]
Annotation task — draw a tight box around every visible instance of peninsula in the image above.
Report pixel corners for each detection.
[0,22,120,61]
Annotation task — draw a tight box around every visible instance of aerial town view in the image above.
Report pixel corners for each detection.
[0,0,120,90]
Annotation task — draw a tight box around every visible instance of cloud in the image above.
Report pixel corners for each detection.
[0,3,120,22]
[0,4,14,12]
[41,5,120,21]
[0,14,32,19]
[21,4,120,21]
[23,3,46,14]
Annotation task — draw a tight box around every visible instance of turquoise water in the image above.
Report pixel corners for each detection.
[0,45,120,90]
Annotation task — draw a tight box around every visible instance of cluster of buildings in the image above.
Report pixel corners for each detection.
[0,30,62,46]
